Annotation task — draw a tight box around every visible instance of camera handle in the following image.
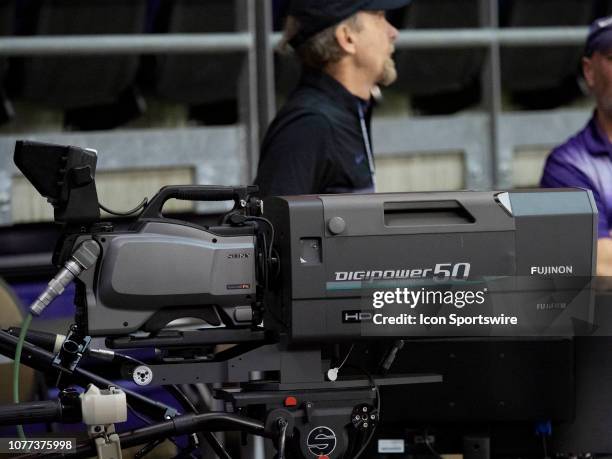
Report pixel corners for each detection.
[140,185,258,219]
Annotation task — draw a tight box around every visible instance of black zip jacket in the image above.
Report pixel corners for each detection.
[254,69,374,197]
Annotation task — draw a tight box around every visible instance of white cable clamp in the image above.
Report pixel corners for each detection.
[81,384,127,426]
[81,385,127,459]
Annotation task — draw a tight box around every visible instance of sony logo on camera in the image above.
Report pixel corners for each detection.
[227,253,250,259]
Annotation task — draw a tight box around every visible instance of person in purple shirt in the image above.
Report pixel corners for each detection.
[541,15,612,275]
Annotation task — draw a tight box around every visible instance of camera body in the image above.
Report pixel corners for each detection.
[263,191,597,342]
[77,220,258,336]
[8,140,600,459]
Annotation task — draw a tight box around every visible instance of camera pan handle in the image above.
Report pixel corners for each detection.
[140,185,256,219]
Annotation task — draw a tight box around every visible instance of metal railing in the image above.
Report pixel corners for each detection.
[0,33,254,55]
[0,0,597,225]
[271,26,588,49]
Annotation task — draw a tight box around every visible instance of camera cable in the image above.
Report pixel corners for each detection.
[99,197,148,217]
[12,313,33,440]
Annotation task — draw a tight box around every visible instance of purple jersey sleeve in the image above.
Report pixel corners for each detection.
[541,150,609,238]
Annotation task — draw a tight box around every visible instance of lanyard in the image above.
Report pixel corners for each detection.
[357,102,376,190]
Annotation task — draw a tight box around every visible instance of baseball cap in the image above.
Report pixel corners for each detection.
[288,0,411,49]
[585,15,612,56]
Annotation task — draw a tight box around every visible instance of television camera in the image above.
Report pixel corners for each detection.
[0,140,598,458]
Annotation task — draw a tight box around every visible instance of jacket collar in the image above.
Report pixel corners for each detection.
[299,69,370,115]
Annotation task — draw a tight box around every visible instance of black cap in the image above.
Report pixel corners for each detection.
[288,0,411,49]
[585,15,612,56]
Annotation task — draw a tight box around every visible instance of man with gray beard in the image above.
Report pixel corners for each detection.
[254,0,410,197]
[541,15,612,276]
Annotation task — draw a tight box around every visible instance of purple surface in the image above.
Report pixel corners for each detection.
[541,113,612,238]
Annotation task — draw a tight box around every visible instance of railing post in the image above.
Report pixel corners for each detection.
[480,0,502,190]
[255,0,276,145]
[237,0,259,184]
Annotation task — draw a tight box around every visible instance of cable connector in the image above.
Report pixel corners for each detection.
[30,239,101,316]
